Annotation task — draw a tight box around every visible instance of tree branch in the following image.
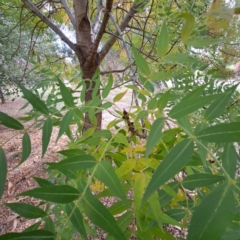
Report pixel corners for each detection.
[90,0,113,62]
[21,0,77,52]
[99,3,142,63]
[61,0,76,29]
[92,0,104,37]
[100,65,131,75]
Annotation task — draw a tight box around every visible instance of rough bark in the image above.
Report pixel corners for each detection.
[0,85,5,104]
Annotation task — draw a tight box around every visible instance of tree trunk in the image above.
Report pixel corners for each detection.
[0,85,5,104]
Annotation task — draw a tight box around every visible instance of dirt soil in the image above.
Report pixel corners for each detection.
[0,88,134,236]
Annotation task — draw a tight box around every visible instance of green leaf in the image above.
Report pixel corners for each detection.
[182,173,225,190]
[163,53,202,66]
[143,139,194,203]
[102,73,113,98]
[135,110,148,121]
[139,75,154,93]
[187,184,234,240]
[114,133,129,146]
[92,130,112,139]
[49,155,97,172]
[113,90,128,102]
[57,78,74,107]
[222,228,240,240]
[157,21,169,57]
[145,118,164,158]
[23,222,41,232]
[5,203,47,219]
[34,177,54,187]
[0,148,7,199]
[178,12,195,43]
[132,46,151,76]
[0,111,24,130]
[43,217,55,233]
[18,85,49,115]
[108,200,132,215]
[76,127,96,143]
[148,97,158,110]
[181,84,208,102]
[66,202,87,239]
[204,88,235,120]
[169,95,222,119]
[149,71,173,81]
[58,149,86,157]
[149,192,163,228]
[93,161,127,201]
[116,159,136,179]
[196,122,240,143]
[165,209,186,222]
[158,90,171,111]
[57,110,73,141]
[222,143,237,179]
[20,132,31,164]
[186,38,223,48]
[0,230,55,240]
[42,118,53,158]
[19,185,80,203]
[78,182,127,240]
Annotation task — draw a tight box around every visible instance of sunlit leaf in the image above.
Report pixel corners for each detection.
[0,111,24,130]
[113,90,128,102]
[178,12,195,43]
[20,132,31,164]
[116,159,136,179]
[163,53,202,65]
[145,118,164,158]
[58,149,86,157]
[5,203,47,219]
[187,184,234,240]
[19,185,80,203]
[42,118,52,158]
[197,122,240,143]
[18,85,49,115]
[182,173,225,190]
[143,139,193,203]
[66,202,87,239]
[0,148,7,199]
[108,200,132,215]
[114,133,129,146]
[157,21,169,57]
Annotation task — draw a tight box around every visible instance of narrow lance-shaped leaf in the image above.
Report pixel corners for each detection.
[157,21,169,57]
[143,139,194,203]
[5,202,47,219]
[0,230,55,240]
[42,118,53,158]
[18,84,49,115]
[132,45,151,76]
[181,84,208,102]
[169,94,222,119]
[178,12,195,43]
[187,184,234,240]
[158,90,171,111]
[0,148,7,199]
[57,78,74,107]
[182,173,225,190]
[66,202,87,239]
[222,143,237,179]
[145,118,164,158]
[78,181,127,240]
[113,90,128,102]
[102,73,113,98]
[163,53,202,66]
[57,110,73,141]
[93,161,127,201]
[18,185,80,204]
[49,155,97,172]
[0,111,24,130]
[20,132,31,164]
[196,122,240,143]
[204,85,237,120]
